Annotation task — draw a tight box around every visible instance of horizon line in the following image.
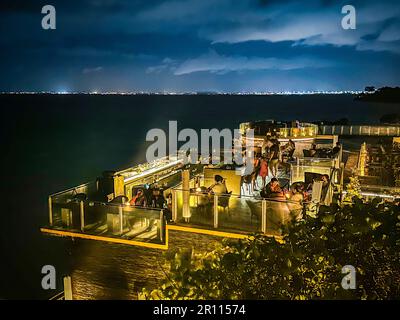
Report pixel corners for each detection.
[0,90,368,96]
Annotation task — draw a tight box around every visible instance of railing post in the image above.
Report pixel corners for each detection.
[79,201,85,232]
[118,206,123,235]
[261,199,267,233]
[182,170,190,222]
[159,210,165,243]
[48,196,53,226]
[213,194,218,228]
[63,276,73,300]
[172,189,178,222]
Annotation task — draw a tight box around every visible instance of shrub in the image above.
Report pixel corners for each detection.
[144,199,400,300]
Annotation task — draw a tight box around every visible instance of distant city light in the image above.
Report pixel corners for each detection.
[0,90,366,95]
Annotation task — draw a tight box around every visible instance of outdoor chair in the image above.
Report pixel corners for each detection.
[218,191,232,214]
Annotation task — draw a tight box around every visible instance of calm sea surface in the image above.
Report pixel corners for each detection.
[0,94,399,299]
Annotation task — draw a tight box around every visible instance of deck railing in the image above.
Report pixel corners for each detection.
[47,192,166,245]
[171,188,305,237]
[320,125,400,137]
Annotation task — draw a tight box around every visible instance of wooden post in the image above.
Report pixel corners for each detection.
[79,201,85,232]
[48,196,53,226]
[213,194,218,228]
[63,276,73,300]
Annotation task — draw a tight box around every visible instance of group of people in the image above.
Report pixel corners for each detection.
[245,138,296,191]
[129,185,172,210]
[260,173,331,203]
[308,142,341,158]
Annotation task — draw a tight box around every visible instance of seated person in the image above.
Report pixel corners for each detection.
[261,178,284,198]
[194,186,210,207]
[330,142,341,158]
[208,175,228,195]
[130,189,146,206]
[290,182,305,199]
[154,192,166,209]
[148,187,163,208]
[309,144,318,157]
[289,183,304,221]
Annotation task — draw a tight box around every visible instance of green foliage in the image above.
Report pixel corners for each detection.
[143,199,400,300]
[344,176,362,202]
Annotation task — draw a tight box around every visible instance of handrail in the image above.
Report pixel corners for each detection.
[50,181,93,197]
[49,291,64,300]
[51,198,165,212]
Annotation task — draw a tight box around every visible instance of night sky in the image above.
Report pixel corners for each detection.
[1,0,400,92]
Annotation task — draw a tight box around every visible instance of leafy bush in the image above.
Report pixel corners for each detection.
[144,198,400,300]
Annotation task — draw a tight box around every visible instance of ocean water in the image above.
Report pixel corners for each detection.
[0,94,399,299]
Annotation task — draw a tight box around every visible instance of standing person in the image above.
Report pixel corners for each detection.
[262,138,273,157]
[252,153,261,191]
[164,193,173,221]
[288,139,296,159]
[269,140,280,178]
[259,155,269,189]
[320,174,330,204]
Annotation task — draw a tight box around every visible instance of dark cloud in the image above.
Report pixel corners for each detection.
[0,0,399,92]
